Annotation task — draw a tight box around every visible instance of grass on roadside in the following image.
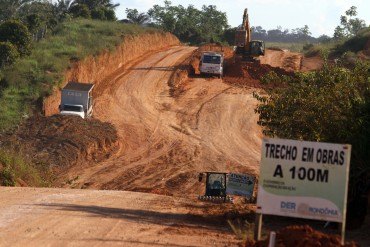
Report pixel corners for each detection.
[0,149,51,187]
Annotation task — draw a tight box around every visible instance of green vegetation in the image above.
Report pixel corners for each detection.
[302,26,370,65]
[0,149,50,186]
[126,1,229,44]
[334,27,370,56]
[0,19,156,130]
[0,20,32,56]
[334,6,366,39]
[0,42,20,67]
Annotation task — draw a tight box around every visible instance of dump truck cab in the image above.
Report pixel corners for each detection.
[200,52,224,78]
[59,82,94,119]
[60,104,85,118]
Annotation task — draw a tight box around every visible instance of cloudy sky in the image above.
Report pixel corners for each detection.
[114,0,370,37]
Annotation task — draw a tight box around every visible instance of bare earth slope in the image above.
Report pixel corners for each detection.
[0,187,238,246]
[62,46,263,197]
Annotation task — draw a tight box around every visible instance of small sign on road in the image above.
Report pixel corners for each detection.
[226,173,255,198]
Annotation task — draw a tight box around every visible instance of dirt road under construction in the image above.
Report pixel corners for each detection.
[61,46,263,196]
[0,46,323,246]
[0,187,240,246]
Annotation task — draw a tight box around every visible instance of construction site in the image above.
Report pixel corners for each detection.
[0,4,369,247]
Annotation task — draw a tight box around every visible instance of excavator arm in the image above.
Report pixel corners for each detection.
[235,8,265,58]
[242,8,251,44]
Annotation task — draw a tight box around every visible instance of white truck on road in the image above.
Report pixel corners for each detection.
[59,82,94,119]
[200,52,224,78]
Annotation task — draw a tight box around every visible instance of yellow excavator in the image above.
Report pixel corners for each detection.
[235,8,265,59]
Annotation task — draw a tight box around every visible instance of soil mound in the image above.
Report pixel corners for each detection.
[224,58,294,88]
[1,115,118,173]
[248,225,358,247]
[189,45,300,89]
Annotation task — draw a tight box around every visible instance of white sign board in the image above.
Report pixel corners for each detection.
[227,173,255,198]
[257,138,351,222]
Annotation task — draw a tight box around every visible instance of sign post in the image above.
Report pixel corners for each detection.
[256,138,351,244]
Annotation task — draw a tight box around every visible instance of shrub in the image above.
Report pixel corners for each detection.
[104,8,116,21]
[0,168,16,186]
[0,149,47,187]
[0,20,32,56]
[91,8,106,20]
[69,4,91,19]
[0,42,20,68]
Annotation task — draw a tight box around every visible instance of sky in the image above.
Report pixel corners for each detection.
[114,0,370,37]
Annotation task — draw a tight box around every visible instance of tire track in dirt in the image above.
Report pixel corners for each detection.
[62,46,263,197]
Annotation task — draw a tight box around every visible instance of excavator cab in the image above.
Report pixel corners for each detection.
[249,40,265,56]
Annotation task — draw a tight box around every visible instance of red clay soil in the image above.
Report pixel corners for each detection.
[247,225,359,247]
[223,57,294,88]
[189,45,300,89]
[1,115,118,175]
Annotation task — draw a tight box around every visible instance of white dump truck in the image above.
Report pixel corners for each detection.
[199,52,224,78]
[59,82,94,119]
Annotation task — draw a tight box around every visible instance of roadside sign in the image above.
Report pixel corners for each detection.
[257,138,351,222]
[255,138,351,244]
[227,173,255,198]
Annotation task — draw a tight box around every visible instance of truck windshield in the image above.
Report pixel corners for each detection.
[202,55,221,64]
[63,105,83,112]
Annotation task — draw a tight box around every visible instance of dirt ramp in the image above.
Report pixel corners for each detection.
[43,32,180,116]
[259,49,302,72]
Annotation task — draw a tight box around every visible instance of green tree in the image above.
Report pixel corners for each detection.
[103,8,115,21]
[0,20,31,56]
[0,0,34,22]
[73,0,119,11]
[148,1,228,44]
[339,6,366,37]
[334,25,345,40]
[148,1,178,33]
[198,5,228,43]
[126,8,150,25]
[25,14,41,34]
[16,1,57,40]
[69,4,91,18]
[53,0,75,21]
[91,7,106,20]
[0,42,19,68]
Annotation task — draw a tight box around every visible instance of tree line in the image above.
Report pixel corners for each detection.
[125,3,368,45]
[125,1,318,45]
